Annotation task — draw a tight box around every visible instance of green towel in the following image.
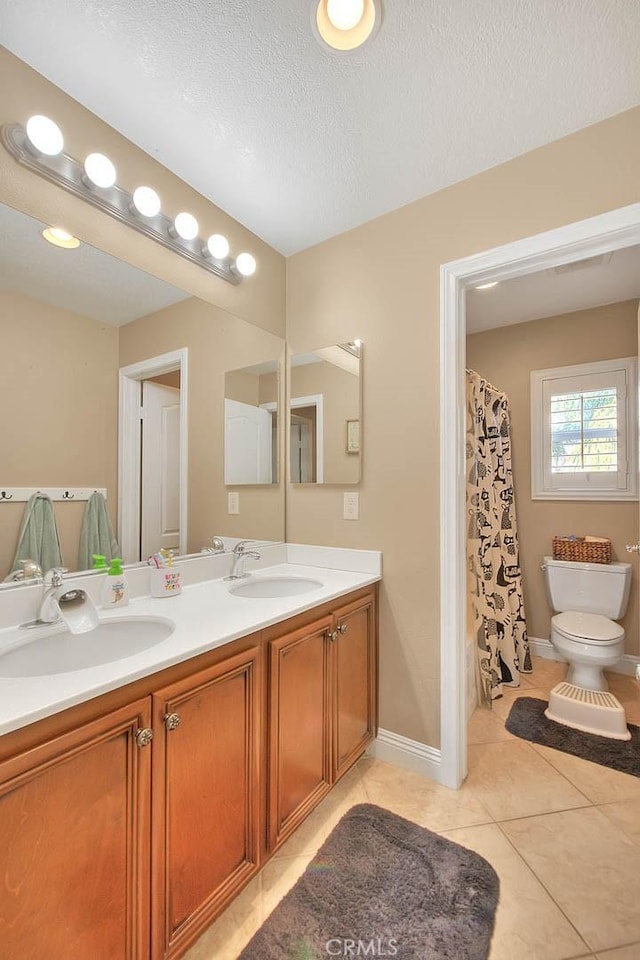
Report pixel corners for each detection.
[78,492,120,571]
[11,492,63,575]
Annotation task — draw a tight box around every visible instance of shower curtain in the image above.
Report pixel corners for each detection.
[466,369,531,703]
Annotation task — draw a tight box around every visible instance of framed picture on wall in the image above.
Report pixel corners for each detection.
[346,418,360,454]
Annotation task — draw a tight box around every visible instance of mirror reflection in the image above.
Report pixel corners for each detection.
[224,361,279,485]
[290,342,362,484]
[0,202,285,580]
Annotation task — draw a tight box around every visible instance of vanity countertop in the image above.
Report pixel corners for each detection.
[0,547,381,737]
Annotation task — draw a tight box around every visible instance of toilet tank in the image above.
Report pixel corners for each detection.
[544,557,632,618]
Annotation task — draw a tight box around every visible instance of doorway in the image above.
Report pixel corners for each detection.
[119,349,188,563]
[439,202,640,790]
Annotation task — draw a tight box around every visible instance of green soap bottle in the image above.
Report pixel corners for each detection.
[101,557,129,608]
[92,554,108,570]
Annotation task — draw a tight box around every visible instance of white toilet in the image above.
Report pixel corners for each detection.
[543,556,632,691]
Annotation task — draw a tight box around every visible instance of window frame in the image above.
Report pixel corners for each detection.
[530,356,638,501]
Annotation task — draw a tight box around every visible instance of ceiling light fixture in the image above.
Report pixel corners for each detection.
[475,281,499,290]
[42,227,81,249]
[314,0,380,51]
[1,118,254,285]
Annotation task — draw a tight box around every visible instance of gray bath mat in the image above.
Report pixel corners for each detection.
[239,803,499,960]
[505,697,640,777]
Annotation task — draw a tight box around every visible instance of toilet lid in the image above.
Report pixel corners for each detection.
[553,611,623,642]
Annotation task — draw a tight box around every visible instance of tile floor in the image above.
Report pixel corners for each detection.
[185,656,640,960]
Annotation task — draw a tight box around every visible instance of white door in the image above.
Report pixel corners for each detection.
[224,399,272,484]
[290,415,313,483]
[141,381,181,558]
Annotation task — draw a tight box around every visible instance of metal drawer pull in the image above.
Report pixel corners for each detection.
[338,623,348,634]
[328,630,338,642]
[135,728,154,748]
[164,712,181,731]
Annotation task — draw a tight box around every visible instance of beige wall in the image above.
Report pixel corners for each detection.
[0,48,286,338]
[0,290,118,575]
[287,105,640,748]
[291,361,360,484]
[119,298,285,548]
[467,300,639,657]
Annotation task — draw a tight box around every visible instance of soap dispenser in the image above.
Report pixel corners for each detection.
[101,557,129,609]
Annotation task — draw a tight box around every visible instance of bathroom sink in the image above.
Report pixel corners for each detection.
[229,576,323,599]
[0,616,175,677]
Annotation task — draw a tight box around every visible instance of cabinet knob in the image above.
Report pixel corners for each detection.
[328,630,338,642]
[135,727,154,748]
[164,712,181,731]
[338,623,348,634]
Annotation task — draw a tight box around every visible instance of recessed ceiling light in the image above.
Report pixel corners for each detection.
[475,281,499,290]
[42,227,81,249]
[314,0,380,51]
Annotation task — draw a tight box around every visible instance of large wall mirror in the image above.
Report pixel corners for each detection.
[0,201,285,580]
[289,341,362,484]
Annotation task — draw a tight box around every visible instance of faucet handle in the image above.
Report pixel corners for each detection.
[233,540,253,555]
[45,567,68,587]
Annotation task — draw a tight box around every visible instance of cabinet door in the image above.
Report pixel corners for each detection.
[268,614,333,852]
[333,593,377,780]
[0,699,151,960]
[152,645,261,960]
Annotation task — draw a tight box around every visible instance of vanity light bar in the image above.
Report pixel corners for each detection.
[1,122,255,286]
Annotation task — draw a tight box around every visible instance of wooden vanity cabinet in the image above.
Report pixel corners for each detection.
[0,698,152,960]
[151,644,261,960]
[267,588,378,853]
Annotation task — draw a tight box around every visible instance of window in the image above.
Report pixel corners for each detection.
[531,357,638,500]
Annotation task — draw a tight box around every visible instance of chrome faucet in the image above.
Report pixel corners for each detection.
[38,567,67,624]
[4,559,43,583]
[225,541,261,580]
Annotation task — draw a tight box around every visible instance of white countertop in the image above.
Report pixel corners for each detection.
[0,547,381,737]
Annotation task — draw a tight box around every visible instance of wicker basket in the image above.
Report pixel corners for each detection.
[552,536,611,564]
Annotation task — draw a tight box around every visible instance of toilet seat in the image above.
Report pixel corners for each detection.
[552,611,624,646]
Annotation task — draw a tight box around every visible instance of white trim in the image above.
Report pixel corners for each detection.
[440,201,640,790]
[118,349,188,564]
[372,728,443,783]
[290,393,324,483]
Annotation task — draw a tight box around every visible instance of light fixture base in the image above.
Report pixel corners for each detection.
[1,123,241,286]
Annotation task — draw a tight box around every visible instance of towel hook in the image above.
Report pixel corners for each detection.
[61,490,75,500]
[0,491,13,501]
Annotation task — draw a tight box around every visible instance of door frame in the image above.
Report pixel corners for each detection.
[119,348,189,563]
[289,393,324,483]
[439,201,640,789]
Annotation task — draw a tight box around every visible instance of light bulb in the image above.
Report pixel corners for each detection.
[206,234,230,259]
[235,252,257,277]
[327,0,364,30]
[42,227,80,249]
[25,115,64,156]
[132,186,161,217]
[173,212,199,240]
[83,152,117,189]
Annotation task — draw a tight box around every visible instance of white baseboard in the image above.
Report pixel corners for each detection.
[528,636,640,677]
[372,728,443,784]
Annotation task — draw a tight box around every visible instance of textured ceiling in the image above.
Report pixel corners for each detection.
[0,202,188,325]
[1,1,640,254]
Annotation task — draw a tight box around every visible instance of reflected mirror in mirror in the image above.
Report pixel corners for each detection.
[0,201,285,581]
[224,361,279,485]
[290,341,361,484]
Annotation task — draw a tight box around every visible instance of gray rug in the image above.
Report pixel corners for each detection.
[505,697,640,777]
[239,803,499,960]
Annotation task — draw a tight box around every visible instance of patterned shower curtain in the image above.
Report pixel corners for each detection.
[466,369,531,703]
